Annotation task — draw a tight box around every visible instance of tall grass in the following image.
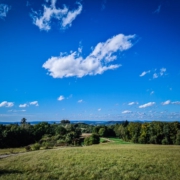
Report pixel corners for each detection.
[0,143,180,180]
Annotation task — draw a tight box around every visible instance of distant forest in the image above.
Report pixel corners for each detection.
[0,118,180,148]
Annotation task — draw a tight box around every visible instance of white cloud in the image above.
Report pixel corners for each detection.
[77,99,83,103]
[30,101,39,106]
[139,70,150,77]
[153,73,158,79]
[62,3,82,28]
[98,108,101,111]
[160,68,166,76]
[58,95,64,101]
[43,34,135,78]
[150,91,154,95]
[139,102,155,108]
[0,4,11,19]
[128,102,138,105]
[122,110,131,114]
[172,101,180,105]
[161,100,171,105]
[19,104,28,108]
[31,0,82,31]
[0,101,14,108]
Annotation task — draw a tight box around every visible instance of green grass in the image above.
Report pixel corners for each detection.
[0,144,180,180]
[0,147,25,155]
[108,137,132,144]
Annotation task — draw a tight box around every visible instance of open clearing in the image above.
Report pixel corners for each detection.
[0,142,180,180]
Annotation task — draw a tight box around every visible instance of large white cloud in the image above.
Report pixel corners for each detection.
[0,101,14,107]
[31,0,82,31]
[0,4,11,20]
[139,102,155,108]
[43,34,135,78]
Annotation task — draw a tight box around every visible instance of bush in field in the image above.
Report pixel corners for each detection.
[31,143,41,150]
[84,134,100,146]
[25,145,32,151]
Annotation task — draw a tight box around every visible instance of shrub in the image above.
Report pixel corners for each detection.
[25,145,32,151]
[84,133,100,146]
[31,143,41,150]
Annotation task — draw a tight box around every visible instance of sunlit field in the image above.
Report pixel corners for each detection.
[0,142,180,180]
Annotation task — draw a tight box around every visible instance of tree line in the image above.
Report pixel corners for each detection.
[0,119,180,148]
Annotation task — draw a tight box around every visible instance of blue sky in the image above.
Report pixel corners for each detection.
[0,0,180,122]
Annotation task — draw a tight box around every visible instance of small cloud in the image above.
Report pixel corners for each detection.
[150,91,154,95]
[62,3,82,29]
[19,104,28,108]
[98,108,101,111]
[139,102,155,108]
[31,0,82,31]
[0,101,14,108]
[58,95,65,101]
[153,73,158,79]
[139,70,150,77]
[128,102,138,105]
[77,99,83,103]
[122,110,131,114]
[160,68,166,76]
[101,0,107,11]
[43,33,136,78]
[161,100,171,105]
[0,4,11,20]
[26,1,30,7]
[172,101,180,105]
[67,94,73,99]
[30,101,39,106]
[153,5,161,14]
[21,110,26,112]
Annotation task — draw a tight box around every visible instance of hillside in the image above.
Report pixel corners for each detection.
[0,142,180,180]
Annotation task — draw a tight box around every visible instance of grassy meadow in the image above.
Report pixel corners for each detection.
[0,140,180,180]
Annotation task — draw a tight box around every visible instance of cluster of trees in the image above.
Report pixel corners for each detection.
[113,121,180,145]
[0,118,82,148]
[1,118,180,148]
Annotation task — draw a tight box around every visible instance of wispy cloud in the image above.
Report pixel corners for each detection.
[122,110,131,114]
[58,95,65,101]
[161,100,171,105]
[139,70,150,77]
[31,0,82,31]
[0,4,11,20]
[30,101,39,106]
[98,108,101,111]
[62,3,82,29]
[172,101,180,105]
[101,0,107,11]
[150,91,154,95]
[128,102,138,105]
[153,5,161,14]
[0,101,14,108]
[77,99,83,103]
[139,102,155,108]
[19,104,28,108]
[43,34,135,78]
